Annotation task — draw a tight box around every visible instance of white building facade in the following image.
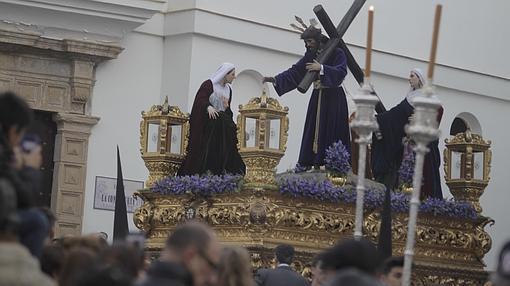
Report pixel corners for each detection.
[0,0,508,271]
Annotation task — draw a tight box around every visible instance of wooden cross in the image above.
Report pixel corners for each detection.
[298,1,386,113]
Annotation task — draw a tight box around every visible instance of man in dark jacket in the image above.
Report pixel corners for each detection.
[255,244,309,286]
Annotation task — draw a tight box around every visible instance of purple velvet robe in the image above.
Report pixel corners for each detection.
[274,48,350,167]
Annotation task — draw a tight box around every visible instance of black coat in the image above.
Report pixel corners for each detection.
[136,261,193,286]
[254,266,309,286]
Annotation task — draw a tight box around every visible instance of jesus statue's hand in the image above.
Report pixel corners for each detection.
[262,76,275,84]
[305,60,321,72]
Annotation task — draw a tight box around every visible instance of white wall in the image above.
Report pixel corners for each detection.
[82,30,164,237]
[190,0,509,78]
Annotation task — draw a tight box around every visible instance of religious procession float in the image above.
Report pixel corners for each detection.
[133,2,494,285]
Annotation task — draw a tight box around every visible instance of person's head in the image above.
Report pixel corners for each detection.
[224,69,236,85]
[379,256,404,286]
[408,68,425,90]
[39,207,56,243]
[0,92,33,149]
[75,265,132,286]
[58,234,108,254]
[59,247,98,286]
[210,62,236,86]
[311,252,326,286]
[41,244,65,280]
[327,268,382,286]
[163,221,221,286]
[300,26,325,53]
[320,238,382,283]
[100,242,145,281]
[218,246,254,286]
[491,241,510,286]
[275,244,295,265]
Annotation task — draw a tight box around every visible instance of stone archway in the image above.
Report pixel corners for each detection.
[0,29,121,235]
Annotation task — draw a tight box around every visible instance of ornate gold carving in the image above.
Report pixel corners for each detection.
[444,131,492,214]
[237,91,289,186]
[140,97,190,187]
[133,192,154,233]
[242,156,279,185]
[133,171,493,284]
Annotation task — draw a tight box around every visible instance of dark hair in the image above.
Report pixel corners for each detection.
[165,222,212,255]
[75,265,132,286]
[381,256,404,275]
[321,238,382,275]
[0,92,33,177]
[0,91,33,137]
[100,242,145,280]
[327,268,381,286]
[59,247,98,286]
[300,26,322,41]
[41,244,65,278]
[300,26,329,45]
[275,244,294,265]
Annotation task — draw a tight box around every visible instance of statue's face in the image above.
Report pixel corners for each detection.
[409,71,422,89]
[224,69,236,84]
[304,38,319,53]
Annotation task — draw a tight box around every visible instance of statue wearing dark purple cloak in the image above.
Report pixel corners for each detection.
[371,68,442,199]
[178,63,246,176]
[264,26,350,168]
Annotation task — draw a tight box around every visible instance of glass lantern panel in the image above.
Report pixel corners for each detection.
[245,117,257,148]
[451,151,463,179]
[147,122,159,153]
[473,152,484,180]
[266,118,280,149]
[169,124,182,155]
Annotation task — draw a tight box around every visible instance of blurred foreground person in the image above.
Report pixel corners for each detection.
[218,246,255,286]
[379,257,404,286]
[0,179,55,286]
[137,221,221,286]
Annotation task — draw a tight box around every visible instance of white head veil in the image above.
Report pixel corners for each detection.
[411,68,426,88]
[209,62,235,112]
[406,68,427,106]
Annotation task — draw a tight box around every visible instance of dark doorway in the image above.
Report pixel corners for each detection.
[26,110,57,207]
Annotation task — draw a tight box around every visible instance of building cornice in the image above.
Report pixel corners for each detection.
[0,0,164,42]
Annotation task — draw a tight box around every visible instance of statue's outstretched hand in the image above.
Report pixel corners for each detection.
[262,76,275,84]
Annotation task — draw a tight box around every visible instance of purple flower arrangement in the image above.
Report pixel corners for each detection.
[277,176,478,219]
[150,173,478,220]
[398,144,416,185]
[324,140,351,175]
[151,173,242,197]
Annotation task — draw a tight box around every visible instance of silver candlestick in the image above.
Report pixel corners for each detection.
[350,80,379,240]
[401,82,442,286]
